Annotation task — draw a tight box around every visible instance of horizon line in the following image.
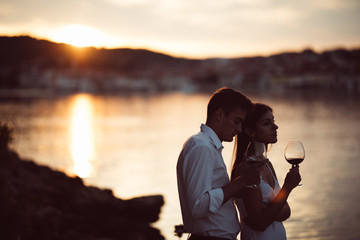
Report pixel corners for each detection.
[1,34,359,60]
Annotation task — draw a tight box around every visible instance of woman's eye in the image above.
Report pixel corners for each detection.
[263,119,275,126]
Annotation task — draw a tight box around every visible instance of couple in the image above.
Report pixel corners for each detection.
[176,87,301,240]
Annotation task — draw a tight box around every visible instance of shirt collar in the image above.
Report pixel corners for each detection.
[200,124,224,150]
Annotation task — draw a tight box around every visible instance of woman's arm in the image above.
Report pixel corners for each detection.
[241,167,301,232]
[275,201,290,221]
[267,162,291,222]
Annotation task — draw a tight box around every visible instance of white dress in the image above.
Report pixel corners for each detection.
[235,164,287,240]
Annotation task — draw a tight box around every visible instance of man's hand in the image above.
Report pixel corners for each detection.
[241,153,267,186]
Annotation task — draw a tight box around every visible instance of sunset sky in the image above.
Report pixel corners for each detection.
[0,0,359,58]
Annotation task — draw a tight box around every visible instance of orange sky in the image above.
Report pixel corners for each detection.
[0,0,359,58]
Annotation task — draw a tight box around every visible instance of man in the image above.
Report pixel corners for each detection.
[177,87,260,240]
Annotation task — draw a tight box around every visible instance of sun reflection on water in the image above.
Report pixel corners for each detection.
[70,94,95,178]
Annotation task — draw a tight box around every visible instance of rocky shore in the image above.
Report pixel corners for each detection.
[0,147,165,240]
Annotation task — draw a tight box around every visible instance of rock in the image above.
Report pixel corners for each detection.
[0,149,165,240]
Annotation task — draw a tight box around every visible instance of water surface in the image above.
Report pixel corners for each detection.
[0,90,359,240]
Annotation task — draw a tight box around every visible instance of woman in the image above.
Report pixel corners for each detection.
[231,103,301,240]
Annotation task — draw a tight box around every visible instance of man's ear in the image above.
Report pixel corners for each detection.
[245,128,255,138]
[214,108,225,122]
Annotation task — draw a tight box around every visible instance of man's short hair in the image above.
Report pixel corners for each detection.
[207,87,252,119]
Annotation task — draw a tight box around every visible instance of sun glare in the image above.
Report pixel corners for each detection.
[51,24,104,47]
[70,94,95,178]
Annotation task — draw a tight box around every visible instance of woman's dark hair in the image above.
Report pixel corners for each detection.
[231,103,272,180]
[207,87,252,119]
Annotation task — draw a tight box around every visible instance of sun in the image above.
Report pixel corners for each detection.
[51,24,105,47]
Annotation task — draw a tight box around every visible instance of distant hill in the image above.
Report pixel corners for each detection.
[0,36,359,93]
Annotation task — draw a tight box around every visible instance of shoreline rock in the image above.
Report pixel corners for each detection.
[0,149,165,240]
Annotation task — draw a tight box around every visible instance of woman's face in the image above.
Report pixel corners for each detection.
[253,110,278,144]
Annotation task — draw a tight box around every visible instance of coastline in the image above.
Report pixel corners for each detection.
[0,147,165,240]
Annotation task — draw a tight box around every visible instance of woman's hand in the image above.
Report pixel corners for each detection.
[283,166,301,191]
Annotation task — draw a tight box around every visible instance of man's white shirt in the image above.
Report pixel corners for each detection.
[177,124,240,240]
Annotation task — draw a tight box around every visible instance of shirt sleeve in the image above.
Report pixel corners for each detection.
[182,145,224,218]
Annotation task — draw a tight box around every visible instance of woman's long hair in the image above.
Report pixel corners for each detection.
[230,103,273,180]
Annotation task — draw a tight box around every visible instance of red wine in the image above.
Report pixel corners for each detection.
[286,158,304,165]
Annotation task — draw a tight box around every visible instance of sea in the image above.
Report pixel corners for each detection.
[0,89,359,240]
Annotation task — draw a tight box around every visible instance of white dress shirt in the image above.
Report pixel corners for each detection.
[177,124,240,240]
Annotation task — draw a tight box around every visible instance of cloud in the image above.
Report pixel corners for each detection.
[312,0,359,10]
[0,0,359,57]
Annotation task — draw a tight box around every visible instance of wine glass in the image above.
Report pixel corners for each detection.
[245,141,267,188]
[284,141,305,185]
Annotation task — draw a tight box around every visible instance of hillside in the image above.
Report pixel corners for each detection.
[0,36,359,93]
